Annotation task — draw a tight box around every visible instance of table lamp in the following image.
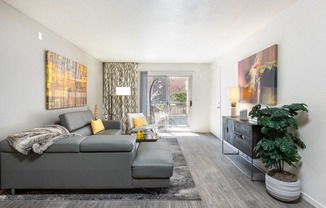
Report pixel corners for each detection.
[228,87,240,117]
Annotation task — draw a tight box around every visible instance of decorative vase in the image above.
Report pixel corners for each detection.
[94,104,99,119]
[265,173,301,202]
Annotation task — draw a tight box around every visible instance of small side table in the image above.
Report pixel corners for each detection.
[133,130,159,142]
[136,138,158,142]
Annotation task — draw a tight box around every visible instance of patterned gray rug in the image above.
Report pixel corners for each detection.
[0,137,201,201]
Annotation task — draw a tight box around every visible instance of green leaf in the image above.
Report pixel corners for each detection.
[260,139,275,151]
[251,103,308,170]
[292,136,306,149]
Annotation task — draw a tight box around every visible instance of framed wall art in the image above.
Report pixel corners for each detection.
[238,44,278,105]
[46,50,87,110]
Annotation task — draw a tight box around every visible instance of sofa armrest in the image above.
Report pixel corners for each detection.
[103,120,122,130]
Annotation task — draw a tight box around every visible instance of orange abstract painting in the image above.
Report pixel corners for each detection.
[46,51,87,110]
[238,45,277,105]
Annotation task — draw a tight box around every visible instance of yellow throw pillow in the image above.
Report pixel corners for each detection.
[133,116,148,128]
[91,119,105,134]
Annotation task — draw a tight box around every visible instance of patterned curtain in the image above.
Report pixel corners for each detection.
[103,62,138,133]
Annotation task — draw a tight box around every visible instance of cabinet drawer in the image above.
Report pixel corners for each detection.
[234,121,251,138]
[234,133,253,157]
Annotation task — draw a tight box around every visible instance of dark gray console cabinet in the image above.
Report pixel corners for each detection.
[222,116,263,180]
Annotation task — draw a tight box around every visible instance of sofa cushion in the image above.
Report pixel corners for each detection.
[91,119,105,134]
[102,120,122,130]
[0,136,88,153]
[80,135,136,152]
[132,142,173,179]
[71,125,93,136]
[45,136,87,153]
[96,129,122,135]
[59,110,94,132]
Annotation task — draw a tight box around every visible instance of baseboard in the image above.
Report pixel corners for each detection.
[301,192,325,208]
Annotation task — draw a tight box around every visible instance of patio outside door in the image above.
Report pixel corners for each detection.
[148,75,191,132]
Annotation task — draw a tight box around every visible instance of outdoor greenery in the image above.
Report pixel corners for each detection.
[170,91,187,104]
[249,103,308,173]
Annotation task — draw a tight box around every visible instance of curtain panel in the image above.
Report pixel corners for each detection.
[103,62,138,133]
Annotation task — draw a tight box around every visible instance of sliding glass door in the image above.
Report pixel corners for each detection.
[167,76,190,131]
[147,75,191,132]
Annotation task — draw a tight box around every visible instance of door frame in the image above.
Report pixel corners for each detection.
[210,67,222,138]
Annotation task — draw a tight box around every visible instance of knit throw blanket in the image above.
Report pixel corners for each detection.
[7,124,80,155]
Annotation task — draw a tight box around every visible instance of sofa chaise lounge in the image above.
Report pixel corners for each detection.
[0,110,173,195]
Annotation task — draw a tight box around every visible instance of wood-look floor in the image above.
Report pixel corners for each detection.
[0,133,315,208]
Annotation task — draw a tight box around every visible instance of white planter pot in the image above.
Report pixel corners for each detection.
[265,173,301,202]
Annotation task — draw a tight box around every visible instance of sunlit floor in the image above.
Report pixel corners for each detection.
[159,132,201,137]
[166,125,191,132]
[159,126,201,137]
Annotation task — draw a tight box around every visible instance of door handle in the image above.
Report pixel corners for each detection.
[190,100,192,107]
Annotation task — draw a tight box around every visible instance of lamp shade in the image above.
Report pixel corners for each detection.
[228,87,240,101]
[116,87,131,96]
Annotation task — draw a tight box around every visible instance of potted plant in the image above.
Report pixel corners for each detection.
[249,103,308,202]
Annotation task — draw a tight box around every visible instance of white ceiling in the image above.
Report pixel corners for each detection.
[4,0,297,63]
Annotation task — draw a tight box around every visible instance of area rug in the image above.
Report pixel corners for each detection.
[0,137,201,201]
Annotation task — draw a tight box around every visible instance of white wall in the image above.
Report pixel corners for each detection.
[138,63,210,133]
[0,1,103,139]
[210,1,326,207]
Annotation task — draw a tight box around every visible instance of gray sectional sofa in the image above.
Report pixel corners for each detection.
[59,110,123,136]
[0,110,173,195]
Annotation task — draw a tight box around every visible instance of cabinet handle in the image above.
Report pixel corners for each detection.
[240,135,245,139]
[227,127,229,133]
